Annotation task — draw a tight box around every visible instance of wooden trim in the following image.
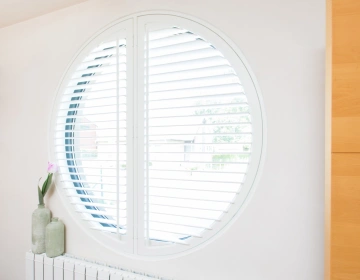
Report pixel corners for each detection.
[325,0,332,279]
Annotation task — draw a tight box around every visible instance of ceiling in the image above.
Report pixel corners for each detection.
[0,0,88,28]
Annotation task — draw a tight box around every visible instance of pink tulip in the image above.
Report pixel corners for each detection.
[47,162,58,173]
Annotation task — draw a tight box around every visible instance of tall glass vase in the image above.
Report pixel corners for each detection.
[32,204,50,254]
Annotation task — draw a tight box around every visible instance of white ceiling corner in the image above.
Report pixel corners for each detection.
[0,0,88,28]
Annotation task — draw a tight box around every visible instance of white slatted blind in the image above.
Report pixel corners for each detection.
[55,32,128,236]
[142,26,251,245]
[53,14,263,257]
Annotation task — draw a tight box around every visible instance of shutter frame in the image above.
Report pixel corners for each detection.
[49,12,265,259]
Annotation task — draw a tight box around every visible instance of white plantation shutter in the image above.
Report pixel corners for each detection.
[54,20,134,252]
[52,14,263,257]
[137,19,256,255]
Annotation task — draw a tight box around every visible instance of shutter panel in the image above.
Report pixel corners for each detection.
[54,22,133,247]
[138,21,253,254]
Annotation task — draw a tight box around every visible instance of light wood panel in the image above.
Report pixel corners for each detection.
[332,0,360,153]
[331,245,360,280]
[332,63,360,117]
[331,153,360,280]
[332,117,360,152]
[328,0,360,279]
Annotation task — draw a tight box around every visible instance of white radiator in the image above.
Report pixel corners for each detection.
[26,252,170,280]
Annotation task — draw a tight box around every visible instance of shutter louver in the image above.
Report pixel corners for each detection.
[55,35,128,236]
[142,27,252,245]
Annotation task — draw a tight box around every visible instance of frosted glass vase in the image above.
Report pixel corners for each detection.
[45,217,64,258]
[32,204,51,254]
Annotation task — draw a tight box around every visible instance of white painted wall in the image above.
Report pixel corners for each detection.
[0,0,325,279]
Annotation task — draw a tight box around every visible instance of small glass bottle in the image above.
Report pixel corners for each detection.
[45,217,64,258]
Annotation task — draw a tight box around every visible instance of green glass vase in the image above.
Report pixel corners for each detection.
[31,204,51,254]
[45,217,64,258]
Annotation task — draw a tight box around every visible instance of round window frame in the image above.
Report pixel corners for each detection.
[49,10,267,260]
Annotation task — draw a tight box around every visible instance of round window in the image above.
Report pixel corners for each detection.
[51,12,265,258]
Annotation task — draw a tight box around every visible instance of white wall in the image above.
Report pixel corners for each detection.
[0,0,325,279]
